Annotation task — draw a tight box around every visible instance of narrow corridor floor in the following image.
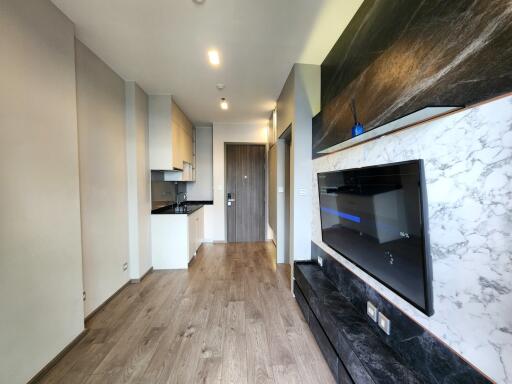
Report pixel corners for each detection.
[37,242,335,384]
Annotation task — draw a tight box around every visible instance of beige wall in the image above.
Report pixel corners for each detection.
[276,69,295,137]
[0,1,84,383]
[125,82,152,279]
[273,64,320,268]
[207,122,268,242]
[290,64,320,264]
[75,39,130,316]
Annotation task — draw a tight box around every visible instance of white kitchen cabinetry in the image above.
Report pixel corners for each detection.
[149,95,195,180]
[151,207,204,269]
[188,208,204,262]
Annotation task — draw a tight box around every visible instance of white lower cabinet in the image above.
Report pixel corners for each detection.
[151,206,204,269]
[188,207,205,262]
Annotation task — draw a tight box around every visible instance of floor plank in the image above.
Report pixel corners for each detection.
[36,242,335,384]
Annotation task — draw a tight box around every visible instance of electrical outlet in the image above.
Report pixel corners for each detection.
[123,262,128,271]
[367,301,378,322]
[82,291,86,301]
[318,256,323,267]
[378,312,391,335]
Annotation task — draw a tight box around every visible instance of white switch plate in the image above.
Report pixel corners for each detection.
[278,187,284,193]
[367,301,378,322]
[317,256,323,267]
[378,312,391,335]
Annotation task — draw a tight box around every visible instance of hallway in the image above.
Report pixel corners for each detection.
[36,243,335,384]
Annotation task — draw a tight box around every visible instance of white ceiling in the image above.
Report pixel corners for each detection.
[51,0,362,125]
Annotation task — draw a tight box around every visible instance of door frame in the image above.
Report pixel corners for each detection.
[224,142,267,243]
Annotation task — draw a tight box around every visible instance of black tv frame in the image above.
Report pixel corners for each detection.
[317,159,434,316]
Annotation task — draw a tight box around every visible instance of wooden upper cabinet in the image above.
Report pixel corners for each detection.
[149,96,195,177]
[171,100,194,168]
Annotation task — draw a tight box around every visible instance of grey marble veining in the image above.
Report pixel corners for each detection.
[314,0,512,156]
[295,262,422,384]
[312,95,512,383]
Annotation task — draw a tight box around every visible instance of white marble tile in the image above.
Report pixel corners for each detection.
[312,95,512,383]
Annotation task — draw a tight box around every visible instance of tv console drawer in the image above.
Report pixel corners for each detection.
[294,283,354,384]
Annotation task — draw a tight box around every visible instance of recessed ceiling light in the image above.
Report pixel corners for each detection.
[208,50,220,66]
[220,98,228,110]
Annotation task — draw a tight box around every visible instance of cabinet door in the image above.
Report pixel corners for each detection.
[195,215,200,252]
[171,102,183,169]
[184,129,193,164]
[188,212,195,261]
[197,208,204,248]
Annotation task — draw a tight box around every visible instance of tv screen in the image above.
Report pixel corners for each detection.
[318,160,433,315]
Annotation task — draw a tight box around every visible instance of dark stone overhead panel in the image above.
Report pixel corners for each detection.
[314,0,512,156]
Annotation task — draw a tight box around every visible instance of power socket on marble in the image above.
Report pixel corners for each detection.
[378,312,391,335]
[367,301,378,322]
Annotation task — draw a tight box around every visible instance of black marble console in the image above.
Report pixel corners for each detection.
[292,242,492,384]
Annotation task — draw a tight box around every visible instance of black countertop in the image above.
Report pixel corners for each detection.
[151,201,212,215]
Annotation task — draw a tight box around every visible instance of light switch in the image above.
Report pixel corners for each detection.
[318,256,323,267]
[367,301,378,322]
[378,312,391,335]
[278,187,284,193]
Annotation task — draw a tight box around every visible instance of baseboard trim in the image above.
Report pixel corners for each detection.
[27,329,88,384]
[130,266,153,284]
[27,267,155,383]
[84,280,130,323]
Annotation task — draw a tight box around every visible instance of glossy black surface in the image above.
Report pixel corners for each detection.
[151,201,211,215]
[313,0,512,157]
[307,242,492,384]
[318,160,433,315]
[295,262,420,383]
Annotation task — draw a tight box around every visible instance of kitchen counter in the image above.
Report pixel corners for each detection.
[151,204,205,269]
[151,201,213,215]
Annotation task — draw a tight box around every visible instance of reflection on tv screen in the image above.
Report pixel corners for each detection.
[318,160,433,315]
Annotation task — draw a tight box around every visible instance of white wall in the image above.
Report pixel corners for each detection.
[207,122,268,242]
[312,95,512,384]
[187,126,213,201]
[75,40,130,317]
[0,1,84,383]
[125,82,152,280]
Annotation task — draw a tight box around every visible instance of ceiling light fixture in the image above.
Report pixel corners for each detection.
[208,50,220,66]
[216,83,225,91]
[220,98,229,110]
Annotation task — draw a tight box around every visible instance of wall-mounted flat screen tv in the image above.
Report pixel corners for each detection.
[317,160,433,315]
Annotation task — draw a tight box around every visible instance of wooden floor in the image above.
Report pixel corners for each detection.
[36,242,335,384]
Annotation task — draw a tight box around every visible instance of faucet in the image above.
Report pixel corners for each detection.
[176,192,187,208]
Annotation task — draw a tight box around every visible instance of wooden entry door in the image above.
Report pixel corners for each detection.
[226,144,265,242]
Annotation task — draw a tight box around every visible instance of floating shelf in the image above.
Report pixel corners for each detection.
[318,106,463,155]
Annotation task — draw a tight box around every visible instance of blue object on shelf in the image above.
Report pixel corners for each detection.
[352,122,364,137]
